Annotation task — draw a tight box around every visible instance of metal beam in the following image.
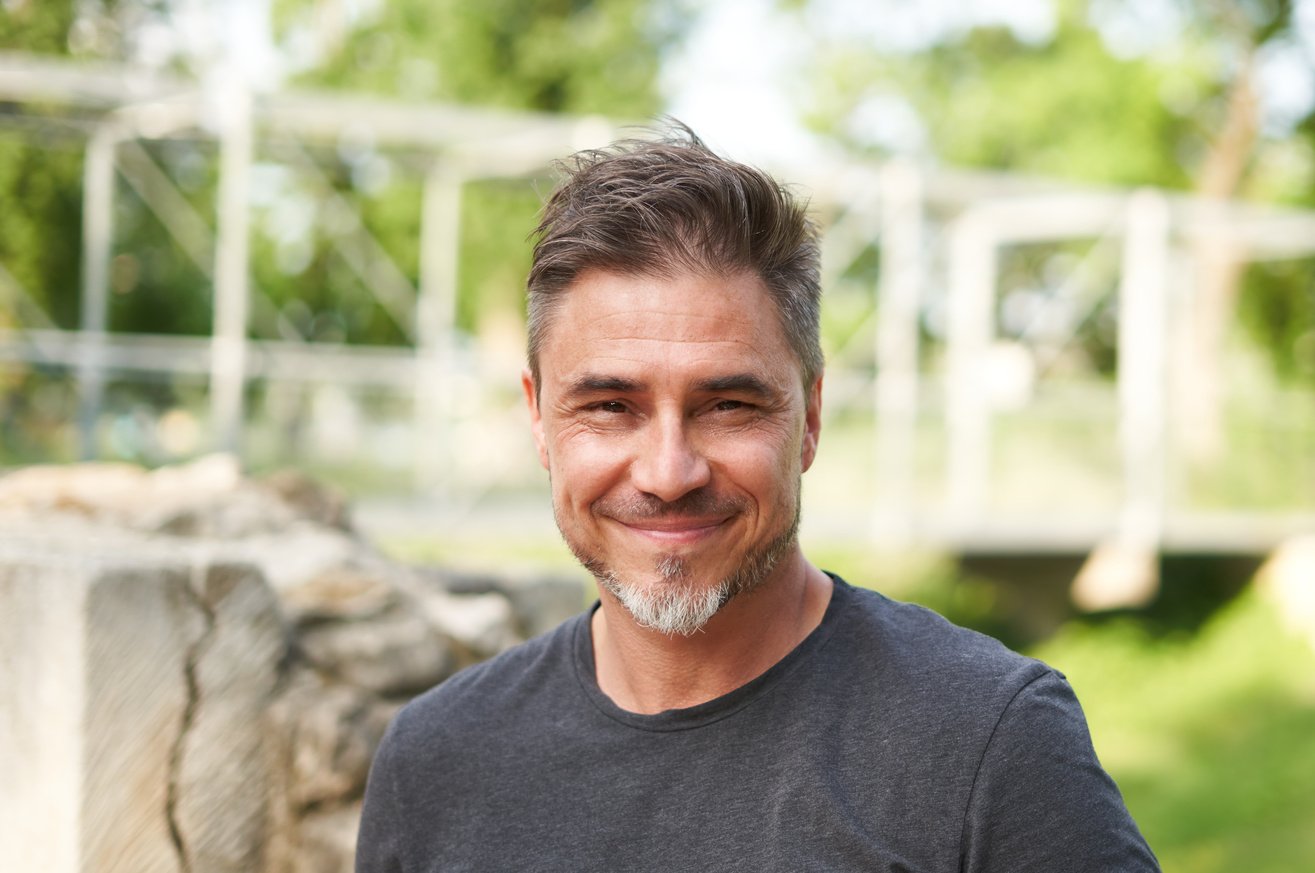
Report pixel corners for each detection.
[116,141,307,342]
[209,84,254,453]
[0,51,190,107]
[282,141,419,340]
[1117,189,1171,543]
[415,162,465,495]
[0,330,418,385]
[945,210,998,518]
[873,160,924,539]
[76,124,119,459]
[0,262,57,330]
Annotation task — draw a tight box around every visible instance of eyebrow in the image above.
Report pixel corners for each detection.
[562,372,778,400]
[695,374,778,398]
[563,375,644,398]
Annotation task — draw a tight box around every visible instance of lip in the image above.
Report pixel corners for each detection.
[613,516,730,546]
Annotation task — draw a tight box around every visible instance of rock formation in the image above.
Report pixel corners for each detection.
[0,455,583,873]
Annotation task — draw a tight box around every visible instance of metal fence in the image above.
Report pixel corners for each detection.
[2,51,1313,556]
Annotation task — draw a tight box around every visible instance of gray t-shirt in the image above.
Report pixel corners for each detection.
[356,575,1159,872]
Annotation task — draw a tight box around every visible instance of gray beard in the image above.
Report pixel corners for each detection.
[562,491,802,637]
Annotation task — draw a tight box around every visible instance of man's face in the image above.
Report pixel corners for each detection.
[523,268,822,635]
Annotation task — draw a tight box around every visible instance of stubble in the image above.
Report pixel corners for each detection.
[558,485,802,637]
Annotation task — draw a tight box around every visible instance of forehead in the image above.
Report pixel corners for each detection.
[537,269,799,384]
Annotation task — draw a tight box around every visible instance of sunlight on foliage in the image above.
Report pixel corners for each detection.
[1033,590,1315,872]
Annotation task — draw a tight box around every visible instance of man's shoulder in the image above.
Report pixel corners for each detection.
[386,610,586,750]
[828,577,1053,707]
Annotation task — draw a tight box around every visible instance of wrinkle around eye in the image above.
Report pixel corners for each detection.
[559,401,641,434]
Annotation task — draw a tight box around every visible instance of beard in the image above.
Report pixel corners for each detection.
[557,485,802,637]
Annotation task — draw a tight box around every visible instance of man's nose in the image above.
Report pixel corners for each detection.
[630,414,711,503]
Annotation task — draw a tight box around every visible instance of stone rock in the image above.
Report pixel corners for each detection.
[0,555,90,873]
[142,488,298,538]
[432,568,586,639]
[279,565,398,626]
[259,469,352,531]
[1,546,209,873]
[86,559,210,873]
[267,670,397,811]
[0,460,156,519]
[292,803,363,873]
[298,607,455,696]
[418,587,520,662]
[231,527,373,596]
[0,455,362,541]
[175,563,289,873]
[2,457,585,873]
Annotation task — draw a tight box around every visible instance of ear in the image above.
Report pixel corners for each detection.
[800,373,823,473]
[522,367,550,470]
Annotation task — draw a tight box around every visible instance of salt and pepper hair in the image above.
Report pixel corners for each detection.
[526,121,823,389]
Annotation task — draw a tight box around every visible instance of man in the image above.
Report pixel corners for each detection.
[356,124,1159,872]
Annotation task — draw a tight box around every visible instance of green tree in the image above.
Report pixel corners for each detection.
[265,0,680,336]
[0,1,681,463]
[1,0,83,328]
[281,0,670,115]
[795,0,1314,404]
[799,0,1294,190]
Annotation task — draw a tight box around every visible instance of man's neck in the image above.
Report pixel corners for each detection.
[589,552,833,714]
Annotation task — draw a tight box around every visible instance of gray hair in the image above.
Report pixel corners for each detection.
[526,121,823,389]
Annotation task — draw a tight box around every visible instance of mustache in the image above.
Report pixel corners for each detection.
[592,488,745,522]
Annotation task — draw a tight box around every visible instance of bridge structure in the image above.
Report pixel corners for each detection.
[1,52,1312,605]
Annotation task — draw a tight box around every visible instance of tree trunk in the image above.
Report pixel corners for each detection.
[1182,54,1258,463]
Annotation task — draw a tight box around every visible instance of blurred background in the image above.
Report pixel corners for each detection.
[1,1,1313,869]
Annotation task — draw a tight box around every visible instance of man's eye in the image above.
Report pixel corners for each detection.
[713,400,746,412]
[591,401,628,414]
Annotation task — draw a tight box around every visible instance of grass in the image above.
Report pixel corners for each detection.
[1030,589,1315,872]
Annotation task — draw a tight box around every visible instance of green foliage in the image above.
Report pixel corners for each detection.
[799,0,1315,386]
[2,0,678,346]
[805,1,1212,187]
[454,180,543,333]
[245,151,420,346]
[289,0,669,116]
[0,134,84,328]
[1240,258,1315,384]
[266,0,680,336]
[0,0,682,463]
[1032,588,1315,872]
[0,0,77,53]
[108,150,214,336]
[0,2,82,329]
[912,25,1196,187]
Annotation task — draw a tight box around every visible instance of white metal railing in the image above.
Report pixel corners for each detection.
[1,52,1313,555]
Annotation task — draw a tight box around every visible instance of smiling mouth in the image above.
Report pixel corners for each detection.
[614,516,730,546]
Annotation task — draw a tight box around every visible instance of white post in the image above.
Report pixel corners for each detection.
[1117,189,1171,543]
[945,210,997,520]
[209,83,253,453]
[873,160,923,540]
[1072,189,1171,611]
[76,125,118,460]
[416,162,463,496]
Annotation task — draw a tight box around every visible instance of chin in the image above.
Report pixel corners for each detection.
[598,564,733,637]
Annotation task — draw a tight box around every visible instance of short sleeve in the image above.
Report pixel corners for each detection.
[355,719,407,873]
[960,670,1160,873]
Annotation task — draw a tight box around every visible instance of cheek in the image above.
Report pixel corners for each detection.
[549,432,630,505]
[711,432,801,495]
